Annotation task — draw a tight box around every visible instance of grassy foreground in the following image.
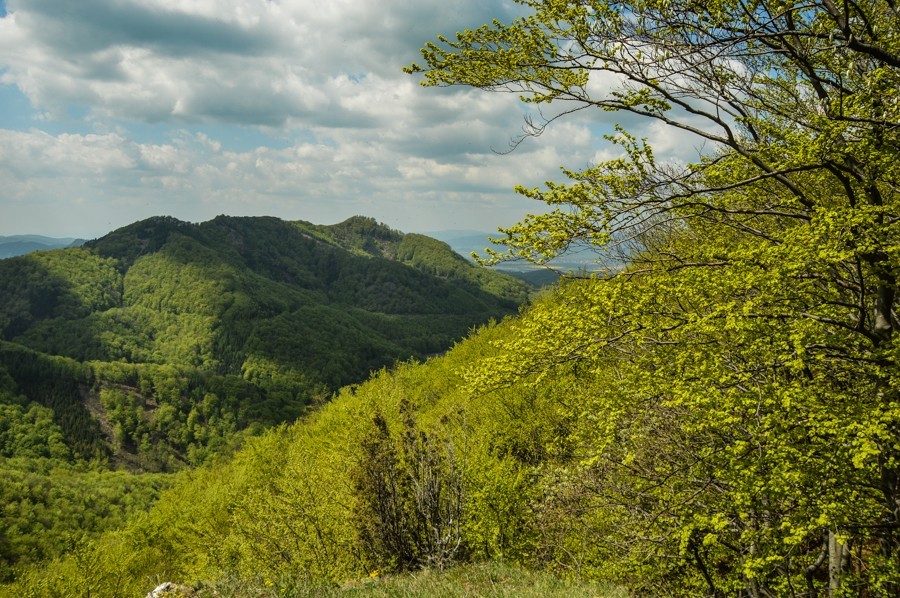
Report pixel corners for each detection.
[164,562,626,597]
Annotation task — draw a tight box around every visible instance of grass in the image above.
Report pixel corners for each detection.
[179,561,627,597]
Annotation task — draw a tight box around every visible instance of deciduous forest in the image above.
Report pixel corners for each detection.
[2,0,899,596]
[0,215,528,588]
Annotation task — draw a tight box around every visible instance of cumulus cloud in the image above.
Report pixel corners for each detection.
[0,0,712,237]
[0,120,600,236]
[0,0,522,127]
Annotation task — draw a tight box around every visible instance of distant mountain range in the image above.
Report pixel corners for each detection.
[1,228,606,278]
[0,235,85,258]
[0,227,604,291]
[428,229,617,286]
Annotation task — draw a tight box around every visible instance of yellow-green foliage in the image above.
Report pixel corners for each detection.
[0,459,171,586]
[2,318,563,594]
[403,0,900,592]
[6,0,900,595]
[8,266,900,594]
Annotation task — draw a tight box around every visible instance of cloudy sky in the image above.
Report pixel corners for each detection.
[0,0,702,239]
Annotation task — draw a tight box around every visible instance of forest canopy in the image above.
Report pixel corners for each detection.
[0,216,532,585]
[405,0,900,594]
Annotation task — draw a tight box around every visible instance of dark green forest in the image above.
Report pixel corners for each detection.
[1,215,527,379]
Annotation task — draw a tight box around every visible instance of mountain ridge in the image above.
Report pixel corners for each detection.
[0,214,530,471]
[0,235,85,259]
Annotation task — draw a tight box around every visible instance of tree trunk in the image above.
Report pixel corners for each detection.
[827,530,849,597]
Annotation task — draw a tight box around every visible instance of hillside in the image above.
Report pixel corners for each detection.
[0,215,532,580]
[3,0,893,593]
[8,244,899,595]
[1,300,563,595]
[0,215,529,468]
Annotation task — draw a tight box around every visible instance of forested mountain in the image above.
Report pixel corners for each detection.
[0,215,528,469]
[0,215,530,581]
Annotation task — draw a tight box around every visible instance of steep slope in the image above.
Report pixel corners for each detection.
[0,287,578,595]
[0,215,530,581]
[11,253,898,595]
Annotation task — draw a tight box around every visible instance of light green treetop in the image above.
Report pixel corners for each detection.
[409,0,900,593]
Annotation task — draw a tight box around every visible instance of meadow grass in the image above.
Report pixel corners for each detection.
[194,561,627,597]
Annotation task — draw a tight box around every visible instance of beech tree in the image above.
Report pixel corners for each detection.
[406,0,899,343]
[410,0,900,594]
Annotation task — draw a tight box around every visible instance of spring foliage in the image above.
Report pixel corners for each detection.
[5,0,900,596]
[0,215,529,471]
[0,215,531,586]
[404,0,900,594]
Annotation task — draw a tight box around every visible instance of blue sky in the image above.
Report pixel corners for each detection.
[0,0,701,239]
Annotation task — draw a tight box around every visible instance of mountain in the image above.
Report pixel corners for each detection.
[426,229,506,256]
[0,215,530,471]
[0,235,85,259]
[428,229,609,280]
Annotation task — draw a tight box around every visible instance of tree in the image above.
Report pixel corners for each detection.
[407,0,899,334]
[409,0,900,594]
[352,402,465,572]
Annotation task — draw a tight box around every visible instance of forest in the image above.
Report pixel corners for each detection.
[0,214,529,584]
[2,0,900,596]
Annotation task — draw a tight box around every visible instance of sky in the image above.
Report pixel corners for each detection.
[0,0,706,239]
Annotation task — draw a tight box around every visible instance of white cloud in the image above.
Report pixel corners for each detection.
[0,124,593,236]
[0,0,523,127]
[0,0,711,238]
